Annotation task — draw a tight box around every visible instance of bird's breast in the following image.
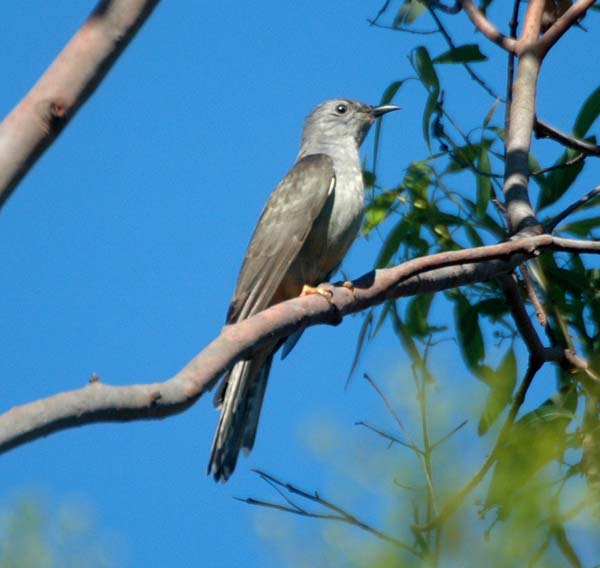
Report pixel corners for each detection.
[289,161,365,286]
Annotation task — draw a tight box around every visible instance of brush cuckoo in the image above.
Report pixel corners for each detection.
[209,98,399,481]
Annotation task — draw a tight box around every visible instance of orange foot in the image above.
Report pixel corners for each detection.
[301,283,335,303]
[341,280,355,296]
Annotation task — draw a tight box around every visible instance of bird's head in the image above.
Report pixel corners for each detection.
[301,98,400,150]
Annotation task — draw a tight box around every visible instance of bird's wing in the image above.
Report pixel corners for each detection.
[226,153,335,323]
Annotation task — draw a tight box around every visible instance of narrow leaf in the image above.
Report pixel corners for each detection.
[573,85,600,138]
[476,145,492,217]
[454,293,485,371]
[432,44,487,64]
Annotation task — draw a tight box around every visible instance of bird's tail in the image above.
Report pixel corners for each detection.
[208,350,274,482]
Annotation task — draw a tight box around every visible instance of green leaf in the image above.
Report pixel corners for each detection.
[415,45,440,90]
[405,293,434,337]
[394,0,427,25]
[432,44,487,64]
[573,85,600,138]
[465,225,484,247]
[445,139,494,173]
[485,388,577,514]
[423,93,437,150]
[362,169,376,189]
[454,292,485,371]
[376,219,409,267]
[559,216,600,236]
[380,80,406,106]
[348,310,373,379]
[373,80,407,174]
[537,148,585,210]
[474,297,508,320]
[478,347,517,435]
[476,145,492,217]
[412,47,439,149]
[363,190,400,235]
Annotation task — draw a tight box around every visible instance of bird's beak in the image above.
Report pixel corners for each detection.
[370,104,401,118]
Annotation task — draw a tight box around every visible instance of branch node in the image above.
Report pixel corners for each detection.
[88,372,101,384]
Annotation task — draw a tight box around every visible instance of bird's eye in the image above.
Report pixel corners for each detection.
[335,104,348,115]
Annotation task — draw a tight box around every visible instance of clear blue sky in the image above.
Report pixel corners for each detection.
[1,3,598,567]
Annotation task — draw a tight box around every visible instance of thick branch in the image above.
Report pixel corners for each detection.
[503,1,543,233]
[459,0,518,52]
[0,0,160,209]
[0,235,598,453]
[537,0,597,56]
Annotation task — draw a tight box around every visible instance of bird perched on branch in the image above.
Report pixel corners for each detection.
[209,98,399,481]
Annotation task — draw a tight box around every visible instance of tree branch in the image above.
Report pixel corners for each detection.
[0,234,597,453]
[502,0,545,233]
[537,0,597,57]
[534,118,600,156]
[0,0,160,209]
[459,0,518,53]
[546,185,600,232]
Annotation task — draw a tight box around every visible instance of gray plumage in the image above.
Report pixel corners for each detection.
[209,98,399,481]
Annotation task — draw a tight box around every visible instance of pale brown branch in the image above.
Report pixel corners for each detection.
[459,0,518,53]
[498,273,545,359]
[520,0,546,44]
[0,0,160,209]
[537,0,597,57]
[503,55,541,232]
[0,234,597,453]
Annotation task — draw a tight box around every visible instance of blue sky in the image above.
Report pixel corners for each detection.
[1,2,599,567]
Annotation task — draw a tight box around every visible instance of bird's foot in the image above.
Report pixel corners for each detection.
[341,280,356,297]
[301,283,335,304]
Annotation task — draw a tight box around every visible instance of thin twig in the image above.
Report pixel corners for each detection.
[426,1,501,99]
[243,470,421,556]
[415,357,542,531]
[356,420,421,453]
[545,185,600,232]
[367,20,438,34]
[531,152,586,176]
[505,0,522,138]
[430,419,468,450]
[363,373,421,453]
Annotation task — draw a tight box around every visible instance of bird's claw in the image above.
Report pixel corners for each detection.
[301,283,335,304]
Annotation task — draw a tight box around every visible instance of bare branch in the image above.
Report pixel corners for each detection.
[534,118,600,156]
[0,0,160,209]
[427,0,461,14]
[244,470,421,556]
[519,264,556,343]
[415,355,543,531]
[425,2,500,99]
[546,185,600,232]
[502,1,544,232]
[504,0,522,135]
[366,20,438,35]
[0,234,597,453]
[531,152,586,176]
[355,420,419,452]
[537,0,597,57]
[363,373,420,453]
[459,0,518,53]
[498,273,546,360]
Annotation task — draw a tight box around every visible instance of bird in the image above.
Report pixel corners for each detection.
[208,98,399,481]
